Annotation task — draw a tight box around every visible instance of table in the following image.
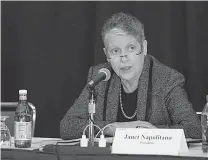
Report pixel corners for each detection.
[1,137,208,160]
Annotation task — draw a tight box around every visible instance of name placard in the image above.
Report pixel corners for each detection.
[111,128,188,155]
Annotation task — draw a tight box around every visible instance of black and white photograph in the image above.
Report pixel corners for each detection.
[1,1,208,159]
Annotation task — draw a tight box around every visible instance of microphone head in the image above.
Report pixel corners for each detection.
[98,68,111,81]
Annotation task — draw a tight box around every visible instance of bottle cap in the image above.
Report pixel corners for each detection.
[19,89,27,95]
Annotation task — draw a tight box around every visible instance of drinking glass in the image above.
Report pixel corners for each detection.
[0,116,11,147]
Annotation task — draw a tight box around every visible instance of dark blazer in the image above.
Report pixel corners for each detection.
[60,55,201,139]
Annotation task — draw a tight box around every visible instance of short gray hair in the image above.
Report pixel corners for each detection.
[101,12,145,44]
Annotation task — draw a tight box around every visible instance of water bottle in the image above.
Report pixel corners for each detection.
[201,95,208,152]
[14,89,33,148]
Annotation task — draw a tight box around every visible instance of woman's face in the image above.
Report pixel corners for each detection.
[103,29,147,83]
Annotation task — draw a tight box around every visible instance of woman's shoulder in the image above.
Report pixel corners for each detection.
[148,55,185,92]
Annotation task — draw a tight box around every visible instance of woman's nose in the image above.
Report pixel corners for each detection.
[120,51,128,58]
[120,54,128,62]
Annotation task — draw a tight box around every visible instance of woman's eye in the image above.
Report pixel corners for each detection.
[129,46,135,51]
[111,49,120,55]
[113,49,118,53]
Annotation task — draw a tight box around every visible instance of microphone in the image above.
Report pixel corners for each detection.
[87,68,111,88]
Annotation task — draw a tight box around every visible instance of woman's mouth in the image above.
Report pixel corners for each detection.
[120,66,132,72]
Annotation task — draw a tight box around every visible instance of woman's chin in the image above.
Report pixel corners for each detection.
[120,72,134,82]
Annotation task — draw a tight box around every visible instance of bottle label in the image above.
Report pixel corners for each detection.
[14,122,32,140]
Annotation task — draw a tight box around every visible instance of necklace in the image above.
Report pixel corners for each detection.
[119,86,138,119]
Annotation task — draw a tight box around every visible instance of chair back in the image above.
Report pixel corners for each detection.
[0,102,36,137]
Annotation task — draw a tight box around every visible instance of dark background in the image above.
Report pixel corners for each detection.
[2,1,208,138]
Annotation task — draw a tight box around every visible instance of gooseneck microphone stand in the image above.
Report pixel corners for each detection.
[88,87,96,146]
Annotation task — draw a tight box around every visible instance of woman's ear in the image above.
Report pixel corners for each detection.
[142,40,148,56]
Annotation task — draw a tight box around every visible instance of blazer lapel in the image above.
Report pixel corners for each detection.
[106,73,120,121]
[136,56,150,121]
